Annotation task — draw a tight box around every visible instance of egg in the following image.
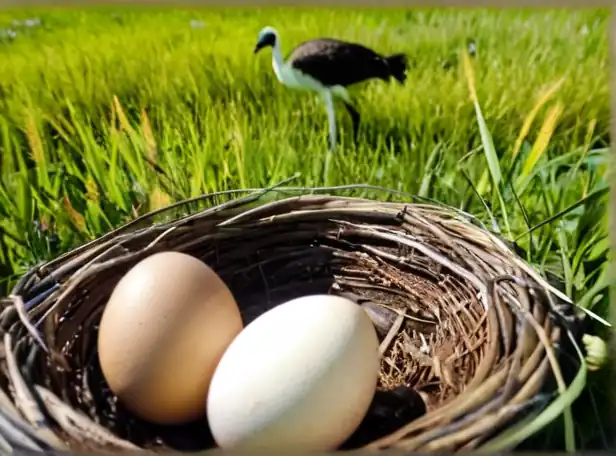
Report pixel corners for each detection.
[206,294,381,451]
[97,251,243,425]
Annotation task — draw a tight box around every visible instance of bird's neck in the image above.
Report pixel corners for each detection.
[271,41,285,81]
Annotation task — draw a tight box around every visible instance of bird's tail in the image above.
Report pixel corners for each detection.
[385,53,409,84]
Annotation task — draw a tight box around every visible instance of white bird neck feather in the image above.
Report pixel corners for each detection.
[264,29,326,92]
[270,36,286,82]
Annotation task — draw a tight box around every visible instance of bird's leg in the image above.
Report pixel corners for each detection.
[322,90,337,151]
[342,102,361,143]
[331,86,360,144]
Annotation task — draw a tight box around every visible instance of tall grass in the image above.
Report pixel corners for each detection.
[0,6,611,449]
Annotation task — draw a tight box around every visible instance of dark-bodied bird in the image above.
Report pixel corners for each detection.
[253,26,409,150]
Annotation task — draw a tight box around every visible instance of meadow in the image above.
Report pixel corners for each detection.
[0,6,611,450]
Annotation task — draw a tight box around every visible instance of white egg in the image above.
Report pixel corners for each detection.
[206,294,381,451]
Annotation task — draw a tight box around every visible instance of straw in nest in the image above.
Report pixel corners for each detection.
[0,183,586,454]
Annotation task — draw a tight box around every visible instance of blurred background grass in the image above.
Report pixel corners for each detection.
[0,6,611,450]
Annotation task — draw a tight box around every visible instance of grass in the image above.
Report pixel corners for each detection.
[0,5,611,451]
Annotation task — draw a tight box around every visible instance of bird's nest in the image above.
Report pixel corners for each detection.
[0,184,584,453]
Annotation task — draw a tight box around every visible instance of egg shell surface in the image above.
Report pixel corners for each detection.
[206,294,381,451]
[97,251,243,425]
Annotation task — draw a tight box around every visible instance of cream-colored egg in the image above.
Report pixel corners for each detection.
[97,251,243,425]
[206,294,381,451]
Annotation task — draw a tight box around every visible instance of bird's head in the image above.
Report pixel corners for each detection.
[254,26,278,54]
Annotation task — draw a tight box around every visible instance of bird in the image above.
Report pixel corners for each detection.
[253,26,409,151]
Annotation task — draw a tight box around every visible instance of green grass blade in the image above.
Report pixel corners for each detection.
[461,169,500,232]
[514,185,609,241]
[557,223,574,298]
[461,48,502,193]
[418,143,442,198]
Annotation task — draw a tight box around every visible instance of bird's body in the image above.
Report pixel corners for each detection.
[254,27,409,150]
[287,38,405,87]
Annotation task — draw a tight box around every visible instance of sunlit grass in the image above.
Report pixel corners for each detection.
[0,6,610,450]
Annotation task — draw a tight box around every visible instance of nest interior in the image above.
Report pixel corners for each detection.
[0,194,577,454]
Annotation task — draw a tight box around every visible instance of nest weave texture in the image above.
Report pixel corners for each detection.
[0,187,577,454]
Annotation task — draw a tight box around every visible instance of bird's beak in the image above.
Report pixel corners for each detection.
[253,42,264,54]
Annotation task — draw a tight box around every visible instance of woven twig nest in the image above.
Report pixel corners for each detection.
[0,185,582,453]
